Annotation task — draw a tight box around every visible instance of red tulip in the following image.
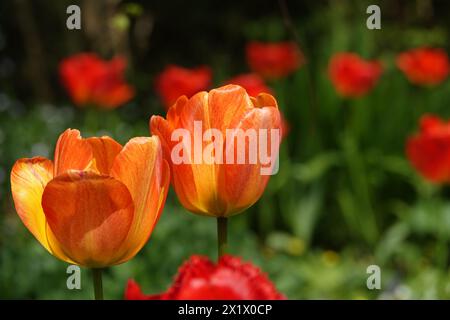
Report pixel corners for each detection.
[155,65,212,109]
[406,114,450,183]
[397,48,449,86]
[225,73,273,96]
[246,41,303,79]
[125,255,285,300]
[328,53,382,98]
[59,53,134,109]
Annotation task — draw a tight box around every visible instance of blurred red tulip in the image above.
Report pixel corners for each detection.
[125,255,285,300]
[328,53,382,98]
[397,48,449,86]
[225,73,273,96]
[407,114,450,183]
[246,41,303,79]
[59,53,134,109]
[155,65,212,109]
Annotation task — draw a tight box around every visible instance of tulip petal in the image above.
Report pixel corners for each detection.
[53,129,94,176]
[251,92,279,109]
[11,157,53,250]
[86,136,122,174]
[219,106,281,215]
[125,279,164,300]
[42,171,134,267]
[167,95,189,129]
[207,85,253,132]
[150,116,176,163]
[10,157,73,262]
[151,115,202,214]
[177,86,255,215]
[173,92,226,215]
[151,107,200,214]
[110,136,170,263]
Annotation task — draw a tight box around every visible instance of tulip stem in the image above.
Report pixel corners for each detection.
[217,217,228,260]
[92,268,104,300]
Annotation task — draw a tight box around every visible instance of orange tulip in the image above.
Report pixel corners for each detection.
[150,84,281,217]
[10,129,170,268]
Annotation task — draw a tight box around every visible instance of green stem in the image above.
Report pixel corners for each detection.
[217,217,228,260]
[92,268,104,300]
[85,107,99,135]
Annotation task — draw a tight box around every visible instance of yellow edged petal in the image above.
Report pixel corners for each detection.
[10,157,73,263]
[41,170,134,267]
[110,136,170,263]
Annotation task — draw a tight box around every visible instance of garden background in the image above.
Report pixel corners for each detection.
[1,0,450,299]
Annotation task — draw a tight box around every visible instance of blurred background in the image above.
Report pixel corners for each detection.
[1,0,450,299]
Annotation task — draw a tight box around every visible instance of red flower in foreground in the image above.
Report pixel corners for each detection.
[155,65,212,109]
[125,255,285,300]
[406,114,450,183]
[59,53,134,109]
[225,73,273,96]
[328,53,382,98]
[396,48,449,86]
[246,41,303,79]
